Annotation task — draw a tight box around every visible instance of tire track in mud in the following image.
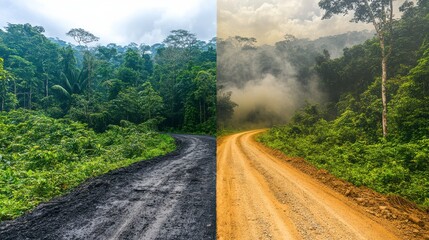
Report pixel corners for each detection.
[0,134,216,240]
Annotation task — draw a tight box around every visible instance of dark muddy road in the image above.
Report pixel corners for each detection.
[0,135,216,240]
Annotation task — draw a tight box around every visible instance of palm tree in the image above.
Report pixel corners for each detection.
[51,68,88,107]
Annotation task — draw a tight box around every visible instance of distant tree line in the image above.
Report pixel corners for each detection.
[0,24,216,134]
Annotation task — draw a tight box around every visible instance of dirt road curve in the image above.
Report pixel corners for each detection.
[0,134,216,240]
[217,130,402,240]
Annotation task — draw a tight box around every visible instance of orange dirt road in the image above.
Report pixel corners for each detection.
[216,130,401,240]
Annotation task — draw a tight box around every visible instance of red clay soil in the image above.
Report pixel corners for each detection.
[256,131,429,240]
[217,130,429,240]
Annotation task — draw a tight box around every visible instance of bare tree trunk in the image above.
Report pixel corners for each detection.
[88,58,91,92]
[29,88,32,110]
[42,63,49,97]
[380,37,388,137]
[45,76,49,97]
[364,0,392,138]
[1,97,4,111]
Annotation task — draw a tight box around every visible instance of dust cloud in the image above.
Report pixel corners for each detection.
[218,36,326,128]
[229,74,322,128]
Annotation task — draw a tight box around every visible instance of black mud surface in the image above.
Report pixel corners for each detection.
[0,135,216,240]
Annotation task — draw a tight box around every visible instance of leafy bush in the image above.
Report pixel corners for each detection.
[259,104,429,208]
[0,110,175,220]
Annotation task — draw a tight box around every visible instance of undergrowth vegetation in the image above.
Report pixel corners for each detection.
[259,43,429,208]
[0,110,175,220]
[259,1,429,209]
[259,121,429,208]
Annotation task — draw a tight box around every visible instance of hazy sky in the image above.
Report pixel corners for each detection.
[218,0,375,44]
[0,0,216,45]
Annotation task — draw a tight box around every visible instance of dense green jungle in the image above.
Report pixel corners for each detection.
[0,25,215,219]
[259,0,429,208]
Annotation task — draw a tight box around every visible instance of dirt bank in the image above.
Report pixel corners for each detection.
[217,130,412,239]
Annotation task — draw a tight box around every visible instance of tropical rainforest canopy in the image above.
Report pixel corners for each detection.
[0,25,216,134]
[0,24,215,220]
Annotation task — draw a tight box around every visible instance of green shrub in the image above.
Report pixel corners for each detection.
[0,110,175,220]
[259,105,429,208]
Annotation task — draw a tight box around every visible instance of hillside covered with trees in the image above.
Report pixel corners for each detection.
[259,0,429,208]
[216,30,373,130]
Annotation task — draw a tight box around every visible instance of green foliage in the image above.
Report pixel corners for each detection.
[0,24,216,134]
[216,85,237,129]
[140,82,164,120]
[259,116,429,207]
[0,58,15,111]
[0,21,212,223]
[259,41,429,207]
[316,1,429,104]
[66,28,99,46]
[183,70,216,134]
[260,3,429,207]
[0,110,175,220]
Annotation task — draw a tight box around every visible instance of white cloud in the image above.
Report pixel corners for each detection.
[218,0,374,44]
[0,0,216,45]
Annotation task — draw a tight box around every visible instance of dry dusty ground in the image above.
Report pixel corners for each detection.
[217,130,429,240]
[0,134,216,240]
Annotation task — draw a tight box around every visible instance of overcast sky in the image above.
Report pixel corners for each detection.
[218,0,377,45]
[0,0,216,45]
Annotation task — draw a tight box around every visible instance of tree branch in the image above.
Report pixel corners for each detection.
[363,0,382,37]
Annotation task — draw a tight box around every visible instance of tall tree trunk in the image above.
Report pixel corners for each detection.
[380,36,388,137]
[45,76,49,97]
[29,88,32,110]
[87,58,91,104]
[85,53,93,110]
[364,0,392,138]
[42,64,49,97]
[1,97,4,111]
